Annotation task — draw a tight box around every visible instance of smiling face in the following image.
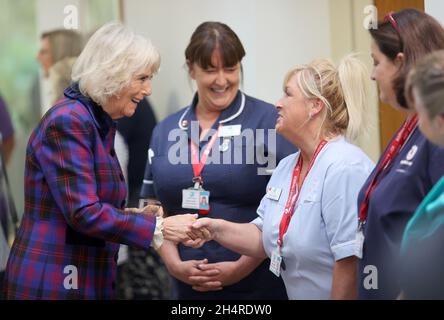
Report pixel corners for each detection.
[189,50,240,113]
[275,72,312,141]
[104,67,153,119]
[370,40,402,109]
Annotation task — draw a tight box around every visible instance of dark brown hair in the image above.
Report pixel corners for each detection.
[369,8,444,108]
[185,21,245,69]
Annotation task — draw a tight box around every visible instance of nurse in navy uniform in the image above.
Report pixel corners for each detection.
[140,21,295,299]
[357,9,444,299]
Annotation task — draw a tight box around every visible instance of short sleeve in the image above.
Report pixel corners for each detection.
[251,194,267,230]
[321,162,371,261]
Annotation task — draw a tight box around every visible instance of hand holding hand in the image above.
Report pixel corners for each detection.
[190,260,241,292]
[191,218,218,242]
[170,258,222,291]
[163,214,199,243]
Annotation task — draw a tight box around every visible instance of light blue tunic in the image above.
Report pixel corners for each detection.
[252,136,374,299]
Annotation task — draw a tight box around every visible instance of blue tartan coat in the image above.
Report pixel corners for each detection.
[3,84,156,299]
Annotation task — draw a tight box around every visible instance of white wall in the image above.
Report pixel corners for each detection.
[123,0,331,120]
[425,0,444,25]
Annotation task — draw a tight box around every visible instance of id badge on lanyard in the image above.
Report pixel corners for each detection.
[355,115,418,259]
[182,178,210,214]
[182,127,221,215]
[270,140,328,277]
[270,247,283,277]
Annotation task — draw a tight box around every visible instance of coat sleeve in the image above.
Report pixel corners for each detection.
[36,111,156,249]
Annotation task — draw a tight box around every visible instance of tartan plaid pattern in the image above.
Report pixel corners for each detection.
[3,85,156,299]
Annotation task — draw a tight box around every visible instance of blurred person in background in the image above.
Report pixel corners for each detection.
[0,93,15,299]
[37,29,83,114]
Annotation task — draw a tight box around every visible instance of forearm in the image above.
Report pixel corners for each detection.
[330,256,357,299]
[157,239,181,273]
[213,220,266,258]
[235,255,265,279]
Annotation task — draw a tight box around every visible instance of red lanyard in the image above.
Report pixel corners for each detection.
[278,139,328,247]
[358,114,418,226]
[190,126,221,184]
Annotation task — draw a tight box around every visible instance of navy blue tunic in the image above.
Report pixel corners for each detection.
[357,127,444,299]
[141,91,295,299]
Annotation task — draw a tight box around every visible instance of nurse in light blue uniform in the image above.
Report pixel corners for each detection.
[140,22,295,300]
[193,56,375,299]
[254,136,373,299]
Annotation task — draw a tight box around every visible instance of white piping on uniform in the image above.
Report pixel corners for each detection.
[177,92,246,129]
[178,107,191,130]
[219,92,245,124]
[143,179,154,184]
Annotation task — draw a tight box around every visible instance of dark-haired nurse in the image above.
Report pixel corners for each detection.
[357,9,444,300]
[140,21,295,299]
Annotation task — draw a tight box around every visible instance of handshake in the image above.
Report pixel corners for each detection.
[163,215,218,248]
[129,200,217,248]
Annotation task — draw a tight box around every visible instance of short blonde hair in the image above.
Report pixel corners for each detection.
[284,54,369,140]
[406,50,444,119]
[72,22,161,106]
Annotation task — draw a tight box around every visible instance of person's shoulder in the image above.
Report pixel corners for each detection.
[324,137,374,168]
[155,106,190,129]
[274,151,299,170]
[405,129,444,157]
[42,98,92,127]
[244,93,276,114]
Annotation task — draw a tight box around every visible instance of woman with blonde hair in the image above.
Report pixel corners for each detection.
[193,54,374,299]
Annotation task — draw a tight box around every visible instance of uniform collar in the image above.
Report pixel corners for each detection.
[64,83,115,136]
[178,90,245,131]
